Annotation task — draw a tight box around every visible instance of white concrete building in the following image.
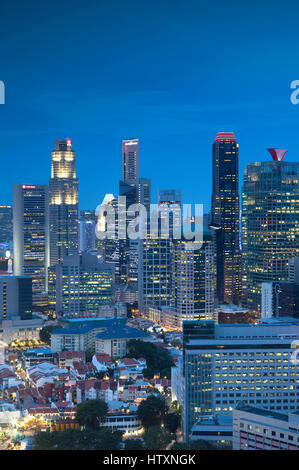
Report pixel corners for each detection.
[233,403,299,450]
[183,317,299,440]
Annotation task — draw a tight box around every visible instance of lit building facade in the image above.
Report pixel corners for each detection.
[48,252,113,317]
[261,281,299,319]
[138,232,172,312]
[211,132,241,305]
[183,318,299,440]
[242,150,299,312]
[49,139,79,266]
[119,139,151,288]
[122,138,139,182]
[13,184,49,302]
[79,210,97,252]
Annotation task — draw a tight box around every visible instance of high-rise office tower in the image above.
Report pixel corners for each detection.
[0,275,32,320]
[138,233,172,312]
[48,252,114,317]
[183,318,299,440]
[49,139,79,266]
[158,189,182,237]
[289,258,299,283]
[13,184,49,303]
[242,149,299,312]
[122,138,139,182]
[79,210,97,252]
[0,205,12,243]
[170,229,216,327]
[138,190,182,314]
[211,132,241,305]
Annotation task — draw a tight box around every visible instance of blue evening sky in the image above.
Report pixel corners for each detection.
[0,0,299,213]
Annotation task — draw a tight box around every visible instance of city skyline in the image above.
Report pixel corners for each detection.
[1,0,299,455]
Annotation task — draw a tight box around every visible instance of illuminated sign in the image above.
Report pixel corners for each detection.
[22,185,36,189]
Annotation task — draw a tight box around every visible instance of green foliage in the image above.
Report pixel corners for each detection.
[143,425,172,450]
[137,395,168,428]
[124,439,145,450]
[163,413,180,434]
[32,428,122,450]
[171,439,217,450]
[127,339,174,378]
[75,399,108,430]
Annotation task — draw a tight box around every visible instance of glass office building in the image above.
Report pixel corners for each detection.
[211,132,241,305]
[13,184,49,302]
[48,252,113,317]
[242,150,299,312]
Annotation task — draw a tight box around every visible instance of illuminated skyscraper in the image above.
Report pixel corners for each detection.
[242,149,299,311]
[48,252,113,317]
[138,232,172,312]
[13,184,49,303]
[211,132,241,305]
[49,139,79,266]
[170,229,216,327]
[119,139,151,287]
[0,205,12,243]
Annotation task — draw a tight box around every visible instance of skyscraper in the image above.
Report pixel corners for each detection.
[79,210,97,252]
[170,229,216,327]
[242,149,299,311]
[0,275,32,321]
[49,139,79,266]
[13,184,49,303]
[211,132,241,305]
[138,189,182,314]
[183,318,299,440]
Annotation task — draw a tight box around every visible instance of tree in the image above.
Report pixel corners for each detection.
[164,413,180,435]
[85,348,95,363]
[124,439,144,450]
[137,395,168,428]
[143,426,172,450]
[75,399,108,430]
[39,325,58,344]
[32,428,122,450]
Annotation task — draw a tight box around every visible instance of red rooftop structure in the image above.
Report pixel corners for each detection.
[267,148,288,161]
